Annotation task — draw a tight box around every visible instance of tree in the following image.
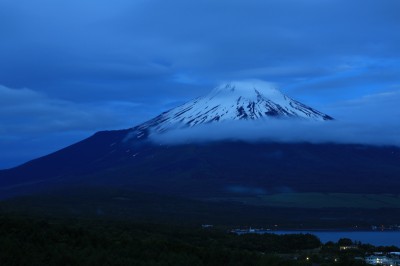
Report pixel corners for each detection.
[338,238,353,246]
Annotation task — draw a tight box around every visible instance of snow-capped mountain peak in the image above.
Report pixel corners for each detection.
[208,80,282,102]
[130,80,333,138]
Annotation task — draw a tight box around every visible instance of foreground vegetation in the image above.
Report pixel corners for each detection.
[0,215,386,266]
[3,187,400,229]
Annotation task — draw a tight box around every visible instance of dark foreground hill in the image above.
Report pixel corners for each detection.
[2,186,400,229]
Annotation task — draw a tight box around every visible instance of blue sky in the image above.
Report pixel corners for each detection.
[1,0,400,168]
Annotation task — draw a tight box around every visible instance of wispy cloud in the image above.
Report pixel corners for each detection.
[0,85,143,134]
[149,119,400,147]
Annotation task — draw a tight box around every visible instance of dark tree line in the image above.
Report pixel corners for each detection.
[0,215,371,266]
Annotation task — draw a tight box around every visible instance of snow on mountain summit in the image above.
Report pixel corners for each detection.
[208,80,284,102]
[129,80,333,139]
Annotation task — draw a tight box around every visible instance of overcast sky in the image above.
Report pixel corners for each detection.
[1,0,400,168]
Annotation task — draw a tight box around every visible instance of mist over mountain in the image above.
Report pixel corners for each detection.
[149,119,400,147]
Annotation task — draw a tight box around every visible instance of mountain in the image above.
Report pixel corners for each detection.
[0,81,400,216]
[0,81,334,194]
[128,81,333,140]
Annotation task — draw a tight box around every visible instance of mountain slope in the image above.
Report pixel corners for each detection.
[1,137,400,199]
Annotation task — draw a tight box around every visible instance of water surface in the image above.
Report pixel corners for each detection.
[274,231,400,247]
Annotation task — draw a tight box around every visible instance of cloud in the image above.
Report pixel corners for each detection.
[326,90,400,123]
[0,85,142,134]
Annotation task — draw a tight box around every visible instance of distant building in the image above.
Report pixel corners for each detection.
[201,224,213,228]
[365,255,400,265]
[339,245,358,251]
[230,227,271,235]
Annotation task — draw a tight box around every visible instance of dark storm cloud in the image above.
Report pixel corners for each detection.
[1,0,400,96]
[132,0,400,70]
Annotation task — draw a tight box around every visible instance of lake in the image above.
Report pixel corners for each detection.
[274,231,400,247]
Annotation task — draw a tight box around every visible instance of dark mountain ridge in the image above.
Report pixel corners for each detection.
[1,128,400,199]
